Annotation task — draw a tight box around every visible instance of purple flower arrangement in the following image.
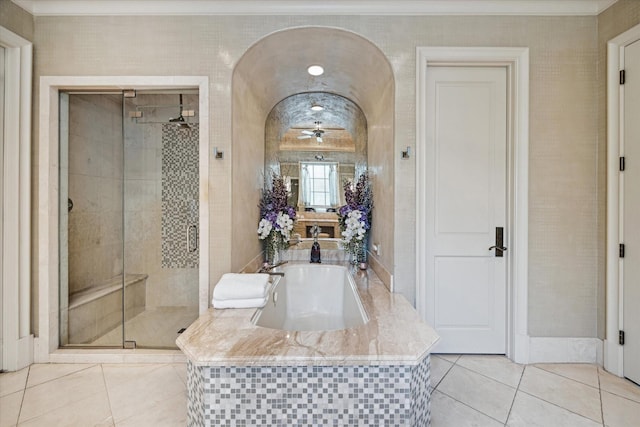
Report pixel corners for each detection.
[338,172,372,263]
[258,174,296,263]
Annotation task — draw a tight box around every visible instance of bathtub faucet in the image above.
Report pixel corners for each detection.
[310,224,321,263]
[258,261,287,275]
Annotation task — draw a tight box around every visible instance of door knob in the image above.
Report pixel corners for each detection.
[490,227,506,257]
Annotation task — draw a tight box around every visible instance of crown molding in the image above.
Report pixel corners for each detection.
[11,0,618,17]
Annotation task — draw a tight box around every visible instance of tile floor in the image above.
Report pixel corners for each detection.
[430,354,640,427]
[1,354,639,426]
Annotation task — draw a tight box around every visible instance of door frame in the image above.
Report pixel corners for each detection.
[605,23,640,377]
[416,47,530,363]
[0,26,32,372]
[36,76,209,363]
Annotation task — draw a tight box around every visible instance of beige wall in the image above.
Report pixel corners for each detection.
[31,13,612,339]
[230,70,265,274]
[0,0,33,41]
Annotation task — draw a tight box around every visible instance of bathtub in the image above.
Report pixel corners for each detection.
[251,264,368,331]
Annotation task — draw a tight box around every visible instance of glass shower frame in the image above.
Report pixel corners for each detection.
[0,46,5,367]
[58,90,200,349]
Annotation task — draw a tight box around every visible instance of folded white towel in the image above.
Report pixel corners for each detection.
[212,273,270,301]
[212,296,268,309]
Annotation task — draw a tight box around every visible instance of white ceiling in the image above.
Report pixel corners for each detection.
[12,0,618,16]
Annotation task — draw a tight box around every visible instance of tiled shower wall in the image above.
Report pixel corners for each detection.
[161,123,199,269]
[67,94,124,295]
[123,94,199,308]
[64,93,199,310]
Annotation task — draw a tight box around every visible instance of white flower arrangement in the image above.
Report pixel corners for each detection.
[257,218,273,239]
[275,212,294,241]
[258,212,294,241]
[341,210,367,244]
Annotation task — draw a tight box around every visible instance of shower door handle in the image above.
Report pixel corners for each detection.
[187,225,198,253]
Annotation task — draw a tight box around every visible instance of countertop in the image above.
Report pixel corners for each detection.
[176,263,440,367]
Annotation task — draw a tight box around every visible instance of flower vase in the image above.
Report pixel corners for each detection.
[357,238,368,270]
[271,248,280,266]
[349,239,368,269]
[269,238,280,265]
[348,248,358,266]
[265,234,281,266]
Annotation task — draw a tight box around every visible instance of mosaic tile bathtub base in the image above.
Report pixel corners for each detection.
[186,355,431,426]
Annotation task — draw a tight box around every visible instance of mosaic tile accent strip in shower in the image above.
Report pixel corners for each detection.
[186,355,431,426]
[161,124,199,268]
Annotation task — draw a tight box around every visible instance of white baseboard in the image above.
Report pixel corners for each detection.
[528,337,603,364]
[3,335,34,371]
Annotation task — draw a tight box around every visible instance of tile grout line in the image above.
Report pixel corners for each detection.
[15,365,31,426]
[100,363,116,426]
[597,367,606,427]
[535,364,601,390]
[431,357,456,390]
[598,367,640,404]
[433,387,508,426]
[450,359,523,390]
[520,366,606,424]
[434,357,517,426]
[23,363,98,389]
[503,361,527,426]
[516,388,605,425]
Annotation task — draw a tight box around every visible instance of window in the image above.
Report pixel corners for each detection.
[299,162,339,209]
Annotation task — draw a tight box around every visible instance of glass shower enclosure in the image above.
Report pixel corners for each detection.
[58,90,200,349]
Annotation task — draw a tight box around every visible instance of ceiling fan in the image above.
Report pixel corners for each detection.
[298,121,329,142]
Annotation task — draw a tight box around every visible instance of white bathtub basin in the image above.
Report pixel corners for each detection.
[251,264,368,331]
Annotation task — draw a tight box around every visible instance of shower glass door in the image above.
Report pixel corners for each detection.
[0,46,5,366]
[121,91,200,349]
[59,92,126,347]
[59,90,199,349]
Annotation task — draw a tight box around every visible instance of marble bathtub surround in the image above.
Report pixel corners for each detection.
[178,264,437,425]
[177,263,439,366]
[187,356,431,426]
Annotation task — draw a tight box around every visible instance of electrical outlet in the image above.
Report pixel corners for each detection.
[373,243,381,256]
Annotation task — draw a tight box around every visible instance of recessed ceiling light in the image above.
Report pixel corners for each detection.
[311,104,324,111]
[307,65,324,76]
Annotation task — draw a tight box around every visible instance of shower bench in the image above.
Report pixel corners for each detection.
[65,273,147,344]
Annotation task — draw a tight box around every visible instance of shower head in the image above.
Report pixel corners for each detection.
[169,114,190,129]
[169,94,191,129]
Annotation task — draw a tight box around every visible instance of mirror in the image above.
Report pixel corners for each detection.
[265,92,367,242]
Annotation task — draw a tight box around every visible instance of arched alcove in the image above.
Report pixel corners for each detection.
[231,26,395,280]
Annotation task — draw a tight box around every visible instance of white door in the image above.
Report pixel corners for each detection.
[425,66,508,354]
[623,39,640,385]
